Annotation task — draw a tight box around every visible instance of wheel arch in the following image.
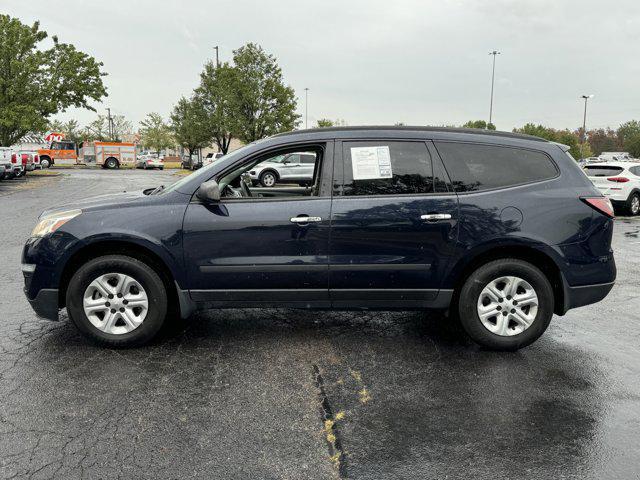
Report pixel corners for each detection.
[447,243,565,315]
[58,239,186,315]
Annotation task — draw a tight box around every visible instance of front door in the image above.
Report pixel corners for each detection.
[182,143,333,307]
[329,140,459,308]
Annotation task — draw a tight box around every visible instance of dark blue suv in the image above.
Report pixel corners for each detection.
[22,127,616,350]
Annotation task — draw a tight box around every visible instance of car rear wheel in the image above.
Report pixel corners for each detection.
[260,171,277,187]
[627,193,640,216]
[40,157,51,168]
[457,258,553,351]
[66,255,168,347]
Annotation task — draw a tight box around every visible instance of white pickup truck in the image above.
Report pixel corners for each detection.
[0,147,12,179]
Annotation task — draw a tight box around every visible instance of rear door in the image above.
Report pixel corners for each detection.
[329,140,459,307]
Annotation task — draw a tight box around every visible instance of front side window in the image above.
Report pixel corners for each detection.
[435,142,558,192]
[216,146,323,200]
[340,141,434,196]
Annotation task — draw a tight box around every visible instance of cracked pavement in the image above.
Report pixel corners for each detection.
[1,170,639,479]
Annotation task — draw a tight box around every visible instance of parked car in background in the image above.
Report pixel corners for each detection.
[136,155,164,170]
[22,127,615,350]
[248,151,316,187]
[11,151,34,177]
[181,153,201,170]
[584,161,640,215]
[0,147,12,179]
[0,164,5,180]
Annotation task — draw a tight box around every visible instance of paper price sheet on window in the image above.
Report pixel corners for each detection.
[350,146,393,180]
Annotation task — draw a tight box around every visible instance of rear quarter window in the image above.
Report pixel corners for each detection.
[434,142,558,192]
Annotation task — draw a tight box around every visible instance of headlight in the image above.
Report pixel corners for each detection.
[31,209,82,237]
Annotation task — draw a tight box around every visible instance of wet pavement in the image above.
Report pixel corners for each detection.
[0,169,639,479]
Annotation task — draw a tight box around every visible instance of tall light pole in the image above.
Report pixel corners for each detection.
[304,88,309,129]
[106,108,113,140]
[213,46,220,67]
[488,50,501,128]
[580,94,594,159]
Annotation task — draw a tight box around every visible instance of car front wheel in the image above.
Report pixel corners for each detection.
[259,171,277,187]
[457,258,553,351]
[66,255,168,347]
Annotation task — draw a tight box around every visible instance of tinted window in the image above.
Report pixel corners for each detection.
[628,166,640,176]
[435,142,558,192]
[584,166,624,177]
[300,154,316,164]
[341,141,433,196]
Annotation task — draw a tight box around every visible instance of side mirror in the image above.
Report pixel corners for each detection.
[196,179,221,203]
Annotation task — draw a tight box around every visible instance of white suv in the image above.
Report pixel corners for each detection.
[584,161,640,215]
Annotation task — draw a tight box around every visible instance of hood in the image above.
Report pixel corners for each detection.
[40,190,148,218]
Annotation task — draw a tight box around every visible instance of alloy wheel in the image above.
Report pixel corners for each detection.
[262,172,276,187]
[631,195,639,215]
[83,273,149,334]
[476,275,539,336]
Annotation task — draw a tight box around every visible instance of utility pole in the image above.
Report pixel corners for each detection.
[579,94,594,159]
[214,46,220,67]
[304,88,309,129]
[488,50,501,128]
[106,108,113,140]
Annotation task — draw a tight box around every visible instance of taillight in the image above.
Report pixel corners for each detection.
[21,154,28,165]
[581,197,615,218]
[11,153,16,163]
[607,176,629,182]
[34,155,39,162]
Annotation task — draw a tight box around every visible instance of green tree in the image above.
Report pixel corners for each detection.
[230,43,300,142]
[0,15,107,146]
[462,120,496,130]
[626,135,640,158]
[513,123,584,159]
[171,96,212,157]
[587,128,619,156]
[48,119,83,144]
[195,62,237,154]
[617,120,640,153]
[139,113,173,155]
[79,114,132,142]
[316,118,335,128]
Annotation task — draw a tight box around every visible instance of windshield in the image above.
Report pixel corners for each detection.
[160,142,258,194]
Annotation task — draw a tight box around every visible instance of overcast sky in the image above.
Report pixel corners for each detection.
[5,0,640,131]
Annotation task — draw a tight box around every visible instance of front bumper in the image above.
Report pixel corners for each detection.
[26,288,59,321]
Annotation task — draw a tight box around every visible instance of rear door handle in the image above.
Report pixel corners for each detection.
[290,216,322,223]
[421,213,452,221]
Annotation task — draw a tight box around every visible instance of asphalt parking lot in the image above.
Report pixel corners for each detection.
[1,169,639,479]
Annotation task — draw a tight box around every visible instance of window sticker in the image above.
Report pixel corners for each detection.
[350,146,393,180]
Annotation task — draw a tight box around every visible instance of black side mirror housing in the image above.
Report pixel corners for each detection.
[196,179,221,203]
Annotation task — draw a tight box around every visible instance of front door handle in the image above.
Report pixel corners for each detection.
[290,215,322,224]
[421,213,452,221]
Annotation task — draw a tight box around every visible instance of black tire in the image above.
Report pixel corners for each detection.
[627,193,640,216]
[259,170,277,187]
[105,158,119,169]
[457,258,554,351]
[66,255,168,347]
[40,157,51,169]
[159,167,164,170]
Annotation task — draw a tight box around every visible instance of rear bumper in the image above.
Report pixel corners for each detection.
[560,279,615,315]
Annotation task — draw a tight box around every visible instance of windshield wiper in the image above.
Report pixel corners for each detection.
[150,185,165,195]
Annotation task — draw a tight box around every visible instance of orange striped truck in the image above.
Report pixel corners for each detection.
[39,141,137,169]
[80,142,136,169]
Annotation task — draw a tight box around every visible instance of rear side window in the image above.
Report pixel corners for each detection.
[340,141,433,196]
[627,166,640,176]
[435,142,558,192]
[584,166,624,177]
